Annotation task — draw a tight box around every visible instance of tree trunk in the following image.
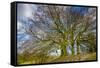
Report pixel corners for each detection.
[77,45,80,54]
[71,45,75,55]
[61,45,67,56]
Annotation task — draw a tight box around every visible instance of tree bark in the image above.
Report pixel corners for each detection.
[71,45,75,55]
[77,45,80,54]
[61,45,67,56]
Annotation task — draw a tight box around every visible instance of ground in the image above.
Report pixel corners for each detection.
[51,52,96,63]
[18,52,96,65]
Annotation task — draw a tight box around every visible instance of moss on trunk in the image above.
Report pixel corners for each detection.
[61,45,67,56]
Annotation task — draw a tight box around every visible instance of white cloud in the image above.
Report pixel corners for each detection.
[18,3,37,19]
[17,21,22,30]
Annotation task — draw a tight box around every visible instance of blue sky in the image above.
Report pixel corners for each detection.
[70,6,89,15]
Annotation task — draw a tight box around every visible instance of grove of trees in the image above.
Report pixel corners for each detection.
[17,4,97,64]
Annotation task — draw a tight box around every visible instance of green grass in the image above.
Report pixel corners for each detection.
[17,52,96,65]
[51,52,96,63]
